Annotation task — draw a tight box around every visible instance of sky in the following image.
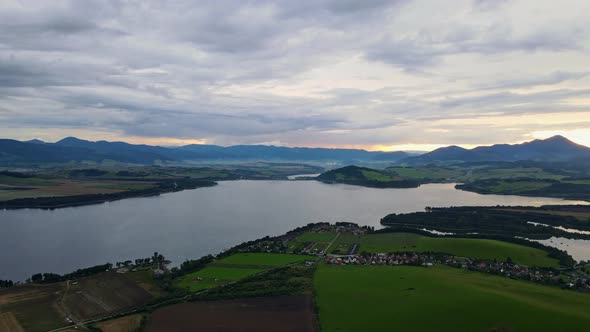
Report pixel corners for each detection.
[1,0,590,151]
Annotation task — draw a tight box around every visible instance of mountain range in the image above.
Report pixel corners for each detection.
[0,137,413,165]
[0,135,588,165]
[401,135,590,165]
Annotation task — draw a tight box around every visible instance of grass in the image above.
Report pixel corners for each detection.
[196,265,315,300]
[469,167,564,181]
[360,170,397,182]
[314,265,590,332]
[329,233,362,254]
[496,208,590,221]
[213,253,311,267]
[175,267,265,292]
[359,233,559,267]
[296,231,339,243]
[480,180,553,193]
[387,167,463,180]
[176,253,312,292]
[287,231,339,252]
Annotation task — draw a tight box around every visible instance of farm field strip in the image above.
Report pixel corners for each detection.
[176,253,312,292]
[314,264,590,332]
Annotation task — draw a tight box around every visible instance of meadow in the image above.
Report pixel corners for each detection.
[314,265,590,332]
[175,253,310,292]
[358,233,559,267]
[175,267,264,292]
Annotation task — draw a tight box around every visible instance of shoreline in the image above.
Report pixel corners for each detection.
[0,180,217,210]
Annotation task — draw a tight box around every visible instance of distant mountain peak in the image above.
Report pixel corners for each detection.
[56,136,89,144]
[541,135,573,144]
[25,139,45,144]
[401,135,589,164]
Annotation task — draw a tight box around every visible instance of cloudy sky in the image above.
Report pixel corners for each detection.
[1,0,590,151]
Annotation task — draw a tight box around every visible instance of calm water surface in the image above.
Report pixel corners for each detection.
[1,181,587,280]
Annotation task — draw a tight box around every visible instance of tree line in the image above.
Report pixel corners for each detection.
[0,279,14,288]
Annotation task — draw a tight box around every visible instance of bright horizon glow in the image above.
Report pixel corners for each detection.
[16,134,590,153]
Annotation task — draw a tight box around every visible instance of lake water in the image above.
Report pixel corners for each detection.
[1,181,588,281]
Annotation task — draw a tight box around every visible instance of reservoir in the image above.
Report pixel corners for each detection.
[1,181,587,281]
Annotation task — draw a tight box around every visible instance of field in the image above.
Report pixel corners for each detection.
[122,269,165,297]
[146,295,317,332]
[314,265,590,332]
[213,253,311,267]
[329,233,362,255]
[0,312,25,332]
[496,208,590,221]
[196,265,315,300]
[175,267,265,292]
[0,283,67,332]
[287,231,339,253]
[465,179,554,194]
[0,178,154,201]
[94,314,144,332]
[176,253,312,292]
[386,167,464,180]
[62,272,153,321]
[468,167,565,181]
[358,233,559,267]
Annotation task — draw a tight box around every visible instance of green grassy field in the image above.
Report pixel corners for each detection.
[360,170,399,182]
[359,233,559,267]
[477,179,553,193]
[287,231,340,252]
[469,167,565,181]
[329,233,362,254]
[495,208,590,221]
[295,231,338,243]
[314,265,590,332]
[213,253,311,267]
[175,267,264,292]
[176,253,311,292]
[387,167,464,180]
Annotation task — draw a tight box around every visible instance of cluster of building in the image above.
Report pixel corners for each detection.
[324,252,436,267]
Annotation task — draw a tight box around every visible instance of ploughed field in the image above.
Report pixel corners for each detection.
[146,295,317,332]
[62,272,152,321]
[0,283,65,332]
[314,265,590,332]
[0,271,159,332]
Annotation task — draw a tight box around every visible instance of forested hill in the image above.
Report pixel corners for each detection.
[316,165,421,188]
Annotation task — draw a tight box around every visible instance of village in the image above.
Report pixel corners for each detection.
[221,222,590,293]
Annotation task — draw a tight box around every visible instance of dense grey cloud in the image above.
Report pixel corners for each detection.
[1,0,589,149]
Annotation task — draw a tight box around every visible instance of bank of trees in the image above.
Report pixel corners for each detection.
[0,279,14,288]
